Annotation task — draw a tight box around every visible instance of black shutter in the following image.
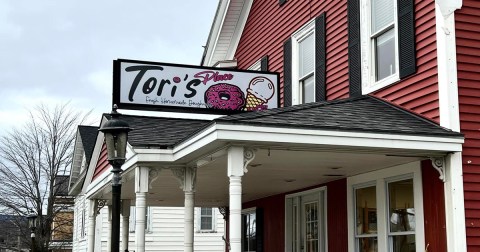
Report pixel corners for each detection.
[260,55,269,71]
[256,208,264,252]
[347,0,362,97]
[283,38,292,107]
[315,13,327,102]
[279,0,287,6]
[398,0,416,78]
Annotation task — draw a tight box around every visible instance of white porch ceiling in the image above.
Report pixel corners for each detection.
[94,148,423,207]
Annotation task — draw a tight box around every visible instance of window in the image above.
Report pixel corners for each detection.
[354,185,377,251]
[285,188,326,252]
[292,20,315,105]
[248,59,262,71]
[80,208,85,239]
[129,206,151,232]
[360,0,399,93]
[196,207,216,232]
[200,207,214,231]
[242,208,257,252]
[347,162,424,252]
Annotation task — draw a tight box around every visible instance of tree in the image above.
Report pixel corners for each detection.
[0,103,90,251]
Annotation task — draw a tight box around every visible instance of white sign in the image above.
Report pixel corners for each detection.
[113,59,279,114]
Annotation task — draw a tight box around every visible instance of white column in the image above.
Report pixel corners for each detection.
[87,200,97,252]
[227,146,245,252]
[184,191,195,252]
[107,205,112,252]
[436,4,461,132]
[444,152,467,252]
[135,167,149,252]
[184,167,197,252]
[121,200,131,252]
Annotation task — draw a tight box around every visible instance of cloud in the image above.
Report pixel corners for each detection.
[0,0,219,135]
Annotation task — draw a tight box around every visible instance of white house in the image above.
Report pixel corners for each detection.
[68,126,226,252]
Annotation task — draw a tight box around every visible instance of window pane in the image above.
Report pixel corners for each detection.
[371,0,394,34]
[375,28,396,81]
[355,186,377,235]
[299,34,314,78]
[201,207,212,215]
[201,217,212,230]
[242,212,257,252]
[304,202,319,252]
[391,234,415,252]
[358,237,378,252]
[301,75,315,104]
[388,178,415,232]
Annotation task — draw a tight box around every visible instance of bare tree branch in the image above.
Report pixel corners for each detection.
[0,102,91,252]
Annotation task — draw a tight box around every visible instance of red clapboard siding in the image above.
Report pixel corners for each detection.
[456,1,480,250]
[373,0,439,123]
[235,0,350,106]
[92,143,110,180]
[421,160,447,252]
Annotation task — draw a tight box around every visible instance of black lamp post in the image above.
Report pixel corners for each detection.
[27,212,37,252]
[99,105,131,252]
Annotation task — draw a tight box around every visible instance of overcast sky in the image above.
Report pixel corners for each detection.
[0,0,219,135]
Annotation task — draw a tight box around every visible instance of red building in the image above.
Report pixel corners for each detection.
[77,0,477,252]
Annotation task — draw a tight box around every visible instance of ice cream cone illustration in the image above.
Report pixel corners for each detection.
[244,77,275,111]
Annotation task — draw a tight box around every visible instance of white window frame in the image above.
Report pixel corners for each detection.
[291,19,316,105]
[360,0,400,94]
[196,207,217,233]
[347,162,425,252]
[129,206,152,233]
[285,187,327,252]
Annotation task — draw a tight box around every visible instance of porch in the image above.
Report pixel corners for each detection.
[83,96,465,252]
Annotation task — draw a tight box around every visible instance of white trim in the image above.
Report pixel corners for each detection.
[360,0,400,94]
[291,19,316,105]
[226,0,254,60]
[347,161,425,252]
[436,4,460,132]
[81,123,106,195]
[203,0,230,66]
[444,152,467,252]
[203,0,253,66]
[168,124,463,165]
[248,59,262,71]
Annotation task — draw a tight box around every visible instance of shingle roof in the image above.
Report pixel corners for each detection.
[114,115,211,148]
[78,126,98,164]
[113,96,462,148]
[215,95,462,137]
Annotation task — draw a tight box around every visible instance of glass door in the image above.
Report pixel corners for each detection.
[301,193,320,252]
[286,189,325,252]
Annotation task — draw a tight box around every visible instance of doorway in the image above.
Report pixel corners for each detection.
[286,188,326,252]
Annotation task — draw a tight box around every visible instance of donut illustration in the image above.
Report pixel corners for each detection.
[204,83,246,111]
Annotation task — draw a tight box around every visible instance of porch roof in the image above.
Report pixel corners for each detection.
[118,95,462,149]
[86,96,463,205]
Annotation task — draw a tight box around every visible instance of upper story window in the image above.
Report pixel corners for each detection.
[284,14,326,106]
[292,20,315,105]
[361,0,399,93]
[358,0,416,94]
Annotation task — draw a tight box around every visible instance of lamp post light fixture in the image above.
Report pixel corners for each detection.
[99,105,131,252]
[27,212,37,252]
